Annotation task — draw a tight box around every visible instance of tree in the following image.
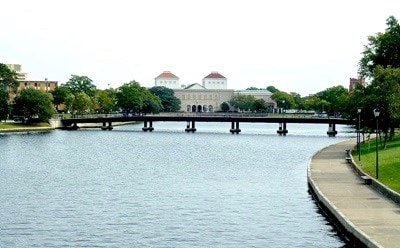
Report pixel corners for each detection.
[116,81,143,113]
[359,16,400,78]
[251,98,269,112]
[142,91,162,114]
[314,86,348,115]
[271,91,295,109]
[65,92,93,114]
[304,96,330,113]
[13,88,54,122]
[0,88,9,121]
[94,89,117,114]
[229,94,256,112]
[51,86,71,112]
[64,75,97,97]
[220,102,230,112]
[149,86,181,112]
[363,66,400,146]
[0,63,18,93]
[266,85,279,93]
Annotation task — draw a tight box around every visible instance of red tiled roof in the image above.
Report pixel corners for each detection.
[204,71,226,79]
[155,71,179,79]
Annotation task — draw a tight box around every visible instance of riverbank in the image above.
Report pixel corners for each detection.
[0,122,54,133]
[308,139,400,247]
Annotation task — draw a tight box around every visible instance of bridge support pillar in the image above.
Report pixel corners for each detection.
[71,123,79,130]
[327,123,337,137]
[277,122,288,136]
[142,121,154,132]
[185,121,196,132]
[230,121,241,134]
[101,122,113,130]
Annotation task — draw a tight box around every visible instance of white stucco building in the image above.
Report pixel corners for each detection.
[154,71,276,112]
[155,71,180,89]
[202,71,227,89]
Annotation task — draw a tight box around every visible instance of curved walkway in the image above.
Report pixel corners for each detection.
[308,139,400,248]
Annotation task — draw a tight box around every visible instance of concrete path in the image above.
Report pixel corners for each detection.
[308,139,400,248]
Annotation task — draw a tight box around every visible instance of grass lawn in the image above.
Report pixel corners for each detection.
[353,133,400,193]
[0,122,51,130]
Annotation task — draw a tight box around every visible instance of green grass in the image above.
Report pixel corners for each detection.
[353,134,400,193]
[0,122,51,130]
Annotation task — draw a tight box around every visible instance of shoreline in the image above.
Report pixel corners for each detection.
[308,139,400,247]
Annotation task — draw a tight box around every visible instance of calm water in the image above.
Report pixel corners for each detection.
[1,122,354,247]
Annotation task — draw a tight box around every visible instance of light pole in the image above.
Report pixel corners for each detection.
[373,108,380,179]
[357,108,362,161]
[282,100,285,117]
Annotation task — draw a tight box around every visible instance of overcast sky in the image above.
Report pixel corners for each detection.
[1,0,399,96]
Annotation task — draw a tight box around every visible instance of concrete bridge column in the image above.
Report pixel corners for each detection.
[72,123,79,130]
[185,121,196,132]
[230,121,241,134]
[142,121,154,132]
[327,123,337,137]
[277,122,288,136]
[101,122,113,130]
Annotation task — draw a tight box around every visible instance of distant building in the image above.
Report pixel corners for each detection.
[6,64,27,81]
[155,71,276,112]
[155,71,180,89]
[202,71,227,90]
[349,78,365,92]
[4,64,58,101]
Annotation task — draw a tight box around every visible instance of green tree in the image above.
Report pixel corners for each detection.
[0,63,19,93]
[64,75,97,97]
[94,89,117,114]
[13,88,54,122]
[220,101,230,112]
[149,86,181,112]
[290,92,304,110]
[266,85,279,93]
[0,88,9,121]
[142,91,162,114]
[364,66,400,145]
[314,85,348,115]
[116,81,145,113]
[65,92,93,115]
[304,96,330,113]
[251,98,269,112]
[271,91,295,109]
[229,94,256,112]
[51,86,71,112]
[359,16,400,78]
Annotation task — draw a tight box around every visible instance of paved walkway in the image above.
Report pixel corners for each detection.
[308,139,400,248]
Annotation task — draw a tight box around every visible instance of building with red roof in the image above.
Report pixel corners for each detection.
[202,71,227,89]
[155,71,180,89]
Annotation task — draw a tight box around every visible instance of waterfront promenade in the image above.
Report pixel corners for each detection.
[308,139,400,247]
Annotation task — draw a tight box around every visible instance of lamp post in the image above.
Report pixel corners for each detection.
[373,108,380,179]
[282,100,285,117]
[357,108,362,161]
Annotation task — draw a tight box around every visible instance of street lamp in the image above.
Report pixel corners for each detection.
[357,108,362,161]
[282,100,285,117]
[373,108,380,179]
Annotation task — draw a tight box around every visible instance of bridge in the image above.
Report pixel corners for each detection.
[60,113,354,136]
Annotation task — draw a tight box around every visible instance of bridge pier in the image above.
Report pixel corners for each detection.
[327,123,337,137]
[185,121,196,132]
[142,121,154,132]
[72,123,79,130]
[277,122,288,136]
[230,121,241,134]
[101,122,113,130]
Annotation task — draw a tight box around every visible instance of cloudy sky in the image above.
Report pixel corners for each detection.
[1,0,399,95]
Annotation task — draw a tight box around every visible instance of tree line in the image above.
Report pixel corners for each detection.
[1,15,399,143]
[0,71,181,122]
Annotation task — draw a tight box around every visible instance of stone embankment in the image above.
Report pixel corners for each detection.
[308,139,400,248]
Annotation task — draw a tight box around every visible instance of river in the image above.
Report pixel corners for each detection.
[1,122,354,247]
